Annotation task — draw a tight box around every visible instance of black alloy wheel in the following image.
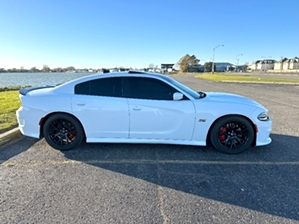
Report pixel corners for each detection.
[210,116,254,154]
[43,113,84,151]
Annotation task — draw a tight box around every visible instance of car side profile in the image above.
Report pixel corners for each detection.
[16,71,272,154]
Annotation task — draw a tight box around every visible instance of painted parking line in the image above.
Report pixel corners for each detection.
[2,159,299,167]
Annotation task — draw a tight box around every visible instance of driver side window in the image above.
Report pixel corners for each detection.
[123,77,185,100]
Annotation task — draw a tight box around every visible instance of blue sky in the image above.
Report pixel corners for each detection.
[0,0,298,69]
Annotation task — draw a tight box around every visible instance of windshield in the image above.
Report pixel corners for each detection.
[162,75,200,99]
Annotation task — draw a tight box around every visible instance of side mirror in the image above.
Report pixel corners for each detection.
[173,92,183,101]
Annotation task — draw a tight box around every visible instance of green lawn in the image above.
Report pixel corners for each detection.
[0,90,20,134]
[196,73,299,83]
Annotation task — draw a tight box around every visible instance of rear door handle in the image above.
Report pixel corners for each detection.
[133,107,141,111]
[76,102,86,106]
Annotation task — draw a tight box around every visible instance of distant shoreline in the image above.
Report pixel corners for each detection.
[0,72,90,89]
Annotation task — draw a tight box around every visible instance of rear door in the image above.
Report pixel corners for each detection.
[71,77,129,140]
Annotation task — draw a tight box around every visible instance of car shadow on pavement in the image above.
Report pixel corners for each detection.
[0,137,38,165]
[63,133,299,221]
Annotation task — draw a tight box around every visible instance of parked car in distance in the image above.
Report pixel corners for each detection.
[16,71,272,154]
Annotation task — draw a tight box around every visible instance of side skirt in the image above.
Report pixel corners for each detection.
[86,138,206,146]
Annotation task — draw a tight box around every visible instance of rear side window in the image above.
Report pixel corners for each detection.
[75,77,122,97]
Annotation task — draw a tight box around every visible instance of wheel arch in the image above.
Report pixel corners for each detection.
[206,114,257,147]
[39,112,86,140]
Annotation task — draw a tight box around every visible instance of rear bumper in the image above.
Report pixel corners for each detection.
[16,107,41,139]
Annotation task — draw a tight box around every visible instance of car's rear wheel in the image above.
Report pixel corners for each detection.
[210,116,254,154]
[43,113,84,151]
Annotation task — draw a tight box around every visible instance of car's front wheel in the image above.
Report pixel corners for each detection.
[210,116,254,154]
[43,113,84,151]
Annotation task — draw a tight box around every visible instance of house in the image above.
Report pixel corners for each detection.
[282,59,291,70]
[249,60,261,71]
[289,57,299,70]
[274,58,288,70]
[250,59,276,71]
[272,57,299,71]
[261,60,276,71]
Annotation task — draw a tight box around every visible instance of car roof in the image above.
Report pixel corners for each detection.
[98,71,167,79]
[74,71,170,84]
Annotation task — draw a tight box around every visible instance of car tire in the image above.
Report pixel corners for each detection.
[43,113,84,151]
[210,116,254,154]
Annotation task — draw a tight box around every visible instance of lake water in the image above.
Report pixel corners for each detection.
[0,72,93,88]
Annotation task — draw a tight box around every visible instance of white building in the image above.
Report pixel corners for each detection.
[214,62,233,72]
[250,59,276,71]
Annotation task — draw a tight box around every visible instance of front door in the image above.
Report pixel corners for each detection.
[123,77,195,140]
[129,99,195,140]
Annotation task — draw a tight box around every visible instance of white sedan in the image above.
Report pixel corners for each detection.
[16,71,272,154]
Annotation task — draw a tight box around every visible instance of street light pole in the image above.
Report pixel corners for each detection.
[235,54,243,72]
[212,44,224,74]
[200,59,206,72]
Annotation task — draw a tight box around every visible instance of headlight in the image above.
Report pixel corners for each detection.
[258,112,269,121]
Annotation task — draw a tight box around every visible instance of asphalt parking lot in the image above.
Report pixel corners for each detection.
[1,74,299,223]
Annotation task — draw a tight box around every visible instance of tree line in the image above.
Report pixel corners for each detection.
[0,65,83,73]
[1,54,217,74]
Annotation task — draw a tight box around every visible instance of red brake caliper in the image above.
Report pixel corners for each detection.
[219,127,226,141]
[68,131,76,140]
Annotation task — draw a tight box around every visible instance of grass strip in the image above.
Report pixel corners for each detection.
[0,85,31,92]
[196,73,299,83]
[0,90,20,134]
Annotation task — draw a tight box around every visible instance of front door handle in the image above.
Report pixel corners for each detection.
[133,107,141,111]
[76,102,86,106]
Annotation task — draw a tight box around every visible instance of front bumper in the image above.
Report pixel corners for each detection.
[255,118,272,146]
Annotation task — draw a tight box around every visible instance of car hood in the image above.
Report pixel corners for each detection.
[204,92,264,108]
